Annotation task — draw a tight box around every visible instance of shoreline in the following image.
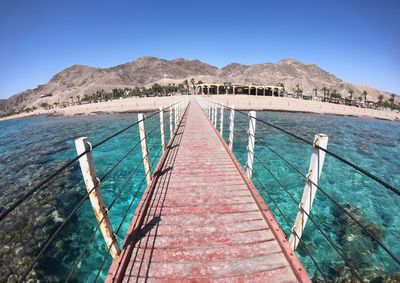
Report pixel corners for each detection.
[0,96,184,122]
[209,95,399,121]
[1,94,399,122]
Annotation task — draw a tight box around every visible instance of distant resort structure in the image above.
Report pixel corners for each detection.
[197,83,284,96]
[1,79,399,120]
[196,82,381,109]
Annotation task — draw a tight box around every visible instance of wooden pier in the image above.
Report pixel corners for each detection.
[106,98,310,282]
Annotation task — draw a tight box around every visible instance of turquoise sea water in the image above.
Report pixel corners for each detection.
[0,109,399,281]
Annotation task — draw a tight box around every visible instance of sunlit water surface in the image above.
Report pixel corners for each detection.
[0,110,399,282]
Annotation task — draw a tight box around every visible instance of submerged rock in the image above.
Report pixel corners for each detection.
[331,204,388,281]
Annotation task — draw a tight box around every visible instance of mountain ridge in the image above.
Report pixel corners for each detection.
[0,56,396,113]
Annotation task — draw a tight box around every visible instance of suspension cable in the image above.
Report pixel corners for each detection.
[203,99,400,196]
[0,150,88,222]
[64,106,179,281]
[251,154,363,281]
[64,143,154,282]
[18,123,165,282]
[68,101,186,282]
[251,173,328,282]
[0,100,181,223]
[212,102,400,266]
[100,117,164,183]
[93,146,164,282]
[253,138,400,266]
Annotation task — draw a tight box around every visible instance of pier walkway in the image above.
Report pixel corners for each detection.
[106,98,310,282]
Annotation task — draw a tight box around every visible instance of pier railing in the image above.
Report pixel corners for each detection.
[198,97,400,281]
[0,96,189,282]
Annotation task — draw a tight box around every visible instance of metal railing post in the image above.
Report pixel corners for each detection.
[246,111,256,179]
[169,103,173,138]
[178,100,181,121]
[228,105,235,151]
[214,102,218,128]
[207,100,211,119]
[211,102,214,124]
[159,106,166,153]
[289,133,329,250]
[174,103,177,129]
[219,104,224,135]
[138,113,152,185]
[75,137,121,259]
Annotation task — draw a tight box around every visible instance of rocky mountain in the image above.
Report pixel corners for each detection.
[0,56,395,113]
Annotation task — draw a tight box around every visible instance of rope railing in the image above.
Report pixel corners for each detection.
[93,144,165,283]
[7,97,190,282]
[0,100,184,224]
[251,173,328,281]
[64,140,159,282]
[198,97,399,279]
[93,100,185,282]
[251,153,363,280]
[204,99,400,196]
[232,118,363,280]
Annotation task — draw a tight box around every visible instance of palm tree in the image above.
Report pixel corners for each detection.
[183,79,189,93]
[362,90,368,105]
[196,80,204,94]
[389,93,395,108]
[313,88,318,97]
[190,78,195,95]
[378,94,384,105]
[326,88,331,101]
[321,87,327,101]
[348,88,354,104]
[277,82,285,90]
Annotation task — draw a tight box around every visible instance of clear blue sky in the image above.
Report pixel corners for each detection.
[0,0,399,99]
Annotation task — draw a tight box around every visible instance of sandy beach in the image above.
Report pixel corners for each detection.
[207,95,399,121]
[0,96,186,122]
[1,94,399,122]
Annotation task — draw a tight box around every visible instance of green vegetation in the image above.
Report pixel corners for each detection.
[1,83,399,118]
[362,90,368,105]
[80,84,189,104]
[348,88,354,102]
[330,89,342,99]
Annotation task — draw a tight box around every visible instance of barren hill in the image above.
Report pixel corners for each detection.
[0,56,395,113]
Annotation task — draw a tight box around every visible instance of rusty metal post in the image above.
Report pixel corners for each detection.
[228,105,235,151]
[138,113,152,185]
[159,106,166,153]
[289,134,328,250]
[246,111,256,179]
[75,137,121,259]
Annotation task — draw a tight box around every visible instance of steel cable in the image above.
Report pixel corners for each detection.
[251,173,328,282]
[0,100,182,223]
[203,99,400,196]
[19,111,171,282]
[253,138,400,266]
[251,154,363,281]
[64,142,155,282]
[206,100,400,266]
[92,145,164,283]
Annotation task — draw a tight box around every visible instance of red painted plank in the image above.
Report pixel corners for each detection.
[106,97,310,283]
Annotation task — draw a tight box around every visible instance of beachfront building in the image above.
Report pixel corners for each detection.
[197,83,284,96]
